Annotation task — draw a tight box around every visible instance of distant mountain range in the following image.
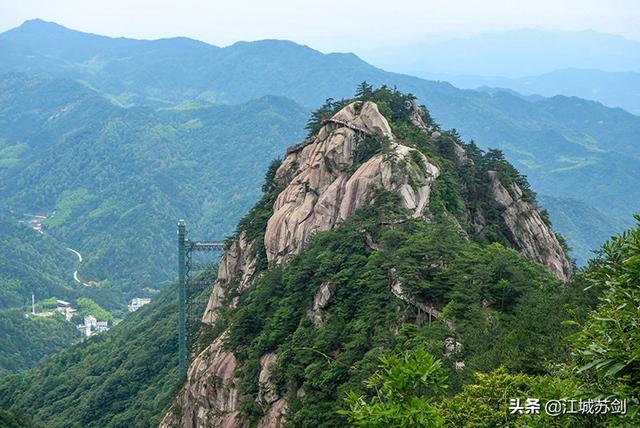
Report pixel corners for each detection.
[421,69,640,116]
[360,29,640,115]
[0,19,638,268]
[361,29,640,77]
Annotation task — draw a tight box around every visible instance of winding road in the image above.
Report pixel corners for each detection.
[66,247,88,286]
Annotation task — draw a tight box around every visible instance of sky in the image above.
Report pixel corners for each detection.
[0,0,639,53]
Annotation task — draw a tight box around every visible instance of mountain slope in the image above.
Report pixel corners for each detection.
[0,280,213,428]
[538,195,629,266]
[161,88,576,427]
[0,216,75,308]
[1,20,637,263]
[0,88,597,427]
[0,308,78,373]
[0,73,308,311]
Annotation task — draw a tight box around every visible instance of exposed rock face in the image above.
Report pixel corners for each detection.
[451,140,473,166]
[257,398,288,428]
[486,170,573,281]
[165,102,440,427]
[265,101,440,263]
[202,231,258,324]
[306,282,334,326]
[160,332,241,428]
[258,353,279,405]
[444,337,462,357]
[408,100,429,131]
[256,353,287,428]
[163,100,572,427]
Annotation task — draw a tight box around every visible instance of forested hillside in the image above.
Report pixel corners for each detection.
[538,195,629,265]
[2,19,638,263]
[161,87,634,427]
[0,73,307,312]
[0,217,74,308]
[0,277,213,428]
[1,86,637,427]
[0,309,78,373]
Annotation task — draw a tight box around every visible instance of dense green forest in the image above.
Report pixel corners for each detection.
[1,19,639,265]
[193,87,638,426]
[0,276,213,428]
[0,73,307,313]
[0,217,74,309]
[0,86,637,426]
[0,309,78,373]
[0,409,39,428]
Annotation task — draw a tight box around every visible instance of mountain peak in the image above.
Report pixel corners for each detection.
[164,87,574,427]
[3,18,79,38]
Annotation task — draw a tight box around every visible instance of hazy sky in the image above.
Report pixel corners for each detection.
[1,0,639,53]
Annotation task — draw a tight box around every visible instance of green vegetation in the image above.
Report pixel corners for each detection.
[0,74,307,315]
[0,309,78,372]
[210,200,589,425]
[75,298,112,321]
[569,215,640,418]
[337,216,640,427]
[0,409,40,428]
[340,347,446,427]
[0,277,213,428]
[1,84,637,427]
[441,368,581,427]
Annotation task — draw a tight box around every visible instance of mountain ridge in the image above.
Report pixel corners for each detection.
[161,87,574,427]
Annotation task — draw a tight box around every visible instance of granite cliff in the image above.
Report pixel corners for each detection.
[161,92,573,427]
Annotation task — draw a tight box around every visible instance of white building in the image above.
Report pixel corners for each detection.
[84,315,97,328]
[77,315,108,337]
[77,323,90,337]
[128,298,151,312]
[56,300,71,311]
[96,321,109,333]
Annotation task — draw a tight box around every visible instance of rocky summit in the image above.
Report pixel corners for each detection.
[161,90,574,428]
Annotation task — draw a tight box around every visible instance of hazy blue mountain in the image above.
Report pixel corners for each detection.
[1,19,638,264]
[360,29,640,78]
[430,69,640,115]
